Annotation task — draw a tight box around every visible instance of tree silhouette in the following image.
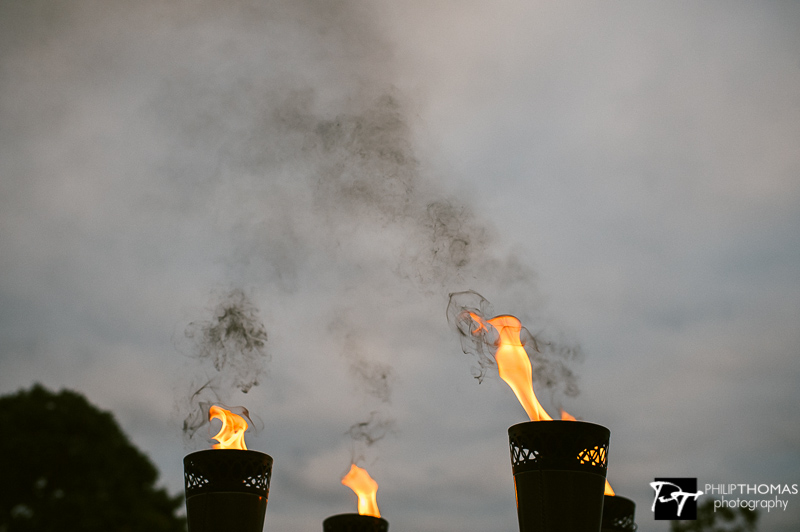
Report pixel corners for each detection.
[0,384,185,532]
[670,497,758,532]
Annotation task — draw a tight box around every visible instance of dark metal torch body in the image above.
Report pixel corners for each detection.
[509,421,610,532]
[323,513,388,532]
[184,449,273,532]
[601,495,637,532]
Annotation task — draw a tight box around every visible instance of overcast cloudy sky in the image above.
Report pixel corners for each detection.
[2,1,799,531]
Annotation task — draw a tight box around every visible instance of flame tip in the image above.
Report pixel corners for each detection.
[209,405,249,450]
[341,464,381,518]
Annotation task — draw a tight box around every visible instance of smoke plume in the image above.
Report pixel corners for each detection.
[327,313,393,404]
[180,289,270,440]
[133,0,571,456]
[269,89,500,291]
[346,411,396,466]
[326,312,396,466]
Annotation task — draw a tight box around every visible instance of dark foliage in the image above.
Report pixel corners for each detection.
[670,497,759,532]
[0,384,185,532]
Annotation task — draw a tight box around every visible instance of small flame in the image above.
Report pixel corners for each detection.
[468,313,552,421]
[561,409,615,496]
[209,405,248,450]
[341,464,381,518]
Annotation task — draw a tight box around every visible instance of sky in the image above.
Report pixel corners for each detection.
[1,1,799,531]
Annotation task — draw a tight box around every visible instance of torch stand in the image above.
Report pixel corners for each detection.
[601,495,637,532]
[509,421,610,532]
[323,513,388,532]
[184,449,273,532]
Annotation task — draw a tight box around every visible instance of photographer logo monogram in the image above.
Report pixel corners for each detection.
[650,478,702,520]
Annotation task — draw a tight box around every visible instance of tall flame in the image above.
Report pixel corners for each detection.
[209,405,248,450]
[470,313,552,421]
[341,464,381,518]
[561,410,615,495]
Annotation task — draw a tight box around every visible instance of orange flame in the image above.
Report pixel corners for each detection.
[469,313,552,422]
[341,464,381,518]
[561,409,615,496]
[209,405,248,450]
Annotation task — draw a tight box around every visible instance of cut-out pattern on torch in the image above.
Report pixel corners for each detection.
[560,410,638,530]
[602,495,638,532]
[183,406,273,532]
[562,409,615,496]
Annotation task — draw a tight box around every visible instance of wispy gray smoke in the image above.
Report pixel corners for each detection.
[277,90,498,289]
[447,290,581,400]
[446,290,498,382]
[327,313,396,465]
[182,398,257,442]
[165,0,561,458]
[346,411,395,465]
[350,360,393,405]
[180,378,221,439]
[181,289,269,439]
[185,288,269,393]
[140,0,561,445]
[327,314,393,404]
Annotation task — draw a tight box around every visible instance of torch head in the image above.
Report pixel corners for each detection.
[183,449,273,532]
[602,494,637,532]
[509,420,610,532]
[323,513,388,532]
